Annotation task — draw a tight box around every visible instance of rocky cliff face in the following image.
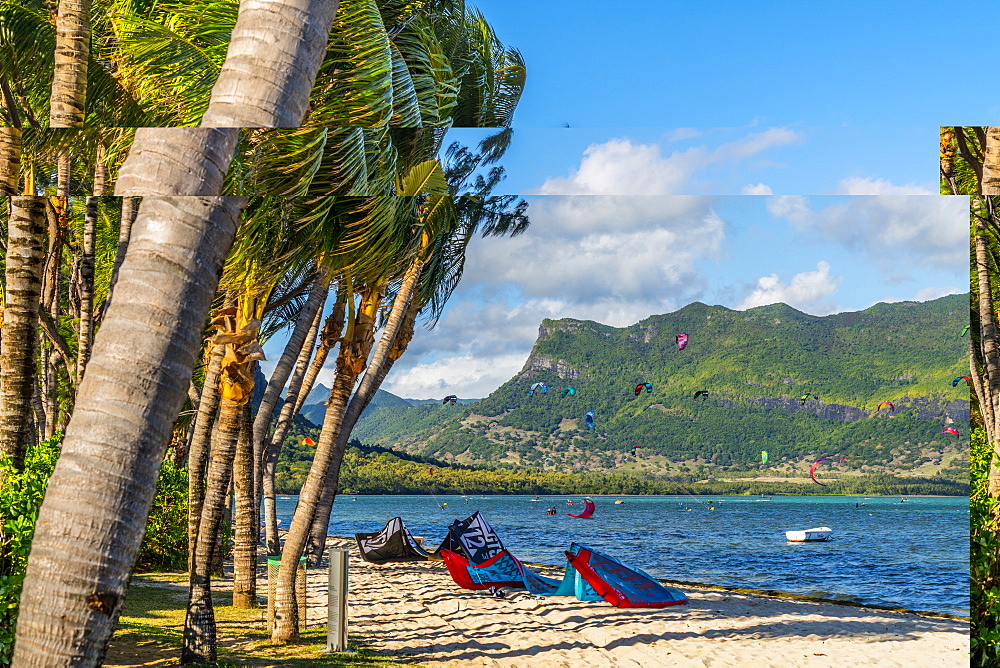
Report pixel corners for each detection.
[520,354,583,380]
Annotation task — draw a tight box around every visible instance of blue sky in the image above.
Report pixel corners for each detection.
[264,3,974,399]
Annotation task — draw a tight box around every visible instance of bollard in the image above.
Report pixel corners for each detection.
[326,549,349,653]
[267,556,307,632]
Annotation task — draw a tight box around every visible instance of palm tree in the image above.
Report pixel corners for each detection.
[303,142,530,563]
[0,196,46,470]
[183,297,263,663]
[261,300,344,554]
[49,0,90,128]
[15,0,342,659]
[985,128,1000,195]
[0,127,20,194]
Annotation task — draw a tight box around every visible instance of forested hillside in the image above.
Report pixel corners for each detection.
[349,295,969,484]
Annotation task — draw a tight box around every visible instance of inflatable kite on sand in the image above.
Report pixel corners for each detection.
[441,539,687,608]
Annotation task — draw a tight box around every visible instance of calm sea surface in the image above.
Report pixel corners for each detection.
[274,494,969,617]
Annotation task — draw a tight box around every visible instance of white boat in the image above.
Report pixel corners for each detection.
[785,527,832,542]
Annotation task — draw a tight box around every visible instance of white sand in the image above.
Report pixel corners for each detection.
[298,538,968,667]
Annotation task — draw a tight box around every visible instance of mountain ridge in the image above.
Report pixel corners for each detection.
[343,295,969,483]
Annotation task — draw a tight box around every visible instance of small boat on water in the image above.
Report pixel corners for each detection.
[614,500,625,505]
[785,527,832,542]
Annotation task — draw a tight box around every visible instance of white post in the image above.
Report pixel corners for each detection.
[326,549,349,653]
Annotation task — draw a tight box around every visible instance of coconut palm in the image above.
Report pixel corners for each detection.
[49,0,92,127]
[303,140,529,563]
[985,128,1000,196]
[0,196,46,470]
[14,0,342,660]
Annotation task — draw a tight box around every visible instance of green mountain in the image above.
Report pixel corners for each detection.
[350,295,970,486]
[299,388,412,427]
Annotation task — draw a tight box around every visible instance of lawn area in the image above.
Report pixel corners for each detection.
[105,573,402,667]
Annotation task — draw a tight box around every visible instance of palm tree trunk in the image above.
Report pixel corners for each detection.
[272,292,378,642]
[200,0,340,126]
[49,0,91,127]
[262,305,343,555]
[0,196,46,470]
[12,197,243,667]
[188,344,225,571]
[77,151,107,383]
[975,214,1000,495]
[0,127,21,194]
[984,128,1000,195]
[183,395,245,664]
[99,196,139,321]
[305,261,423,564]
[940,127,958,195]
[232,402,257,608]
[262,304,324,555]
[250,272,330,542]
[15,0,344,653]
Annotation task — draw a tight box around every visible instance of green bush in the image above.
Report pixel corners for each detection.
[972,428,999,666]
[135,457,188,572]
[0,437,190,663]
[0,436,61,664]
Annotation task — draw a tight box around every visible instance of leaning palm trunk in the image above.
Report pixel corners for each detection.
[262,305,344,554]
[186,302,263,653]
[272,291,378,642]
[13,197,243,666]
[49,0,91,126]
[0,127,21,194]
[188,344,225,570]
[983,128,1000,195]
[77,153,108,383]
[261,305,325,555]
[14,0,342,657]
[249,272,330,539]
[974,213,1000,495]
[0,196,46,470]
[305,261,424,564]
[183,396,247,663]
[99,196,139,321]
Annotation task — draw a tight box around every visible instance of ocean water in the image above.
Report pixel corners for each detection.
[274,494,969,617]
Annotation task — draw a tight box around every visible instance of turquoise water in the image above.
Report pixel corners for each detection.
[275,494,969,617]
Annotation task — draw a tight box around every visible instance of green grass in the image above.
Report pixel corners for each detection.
[106,573,402,667]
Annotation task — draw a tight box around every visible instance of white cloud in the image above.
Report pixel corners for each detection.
[737,261,842,314]
[667,128,703,141]
[765,194,810,221]
[913,286,964,301]
[765,194,967,279]
[832,176,935,195]
[462,198,725,305]
[742,183,773,195]
[534,128,800,196]
[382,353,529,400]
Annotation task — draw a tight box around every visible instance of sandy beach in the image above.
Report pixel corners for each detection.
[299,538,968,667]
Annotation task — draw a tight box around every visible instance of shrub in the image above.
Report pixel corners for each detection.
[0,436,61,664]
[135,458,189,572]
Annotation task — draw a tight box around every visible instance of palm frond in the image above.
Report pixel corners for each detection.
[304,127,371,196]
[396,159,447,197]
[308,0,394,127]
[232,128,328,196]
